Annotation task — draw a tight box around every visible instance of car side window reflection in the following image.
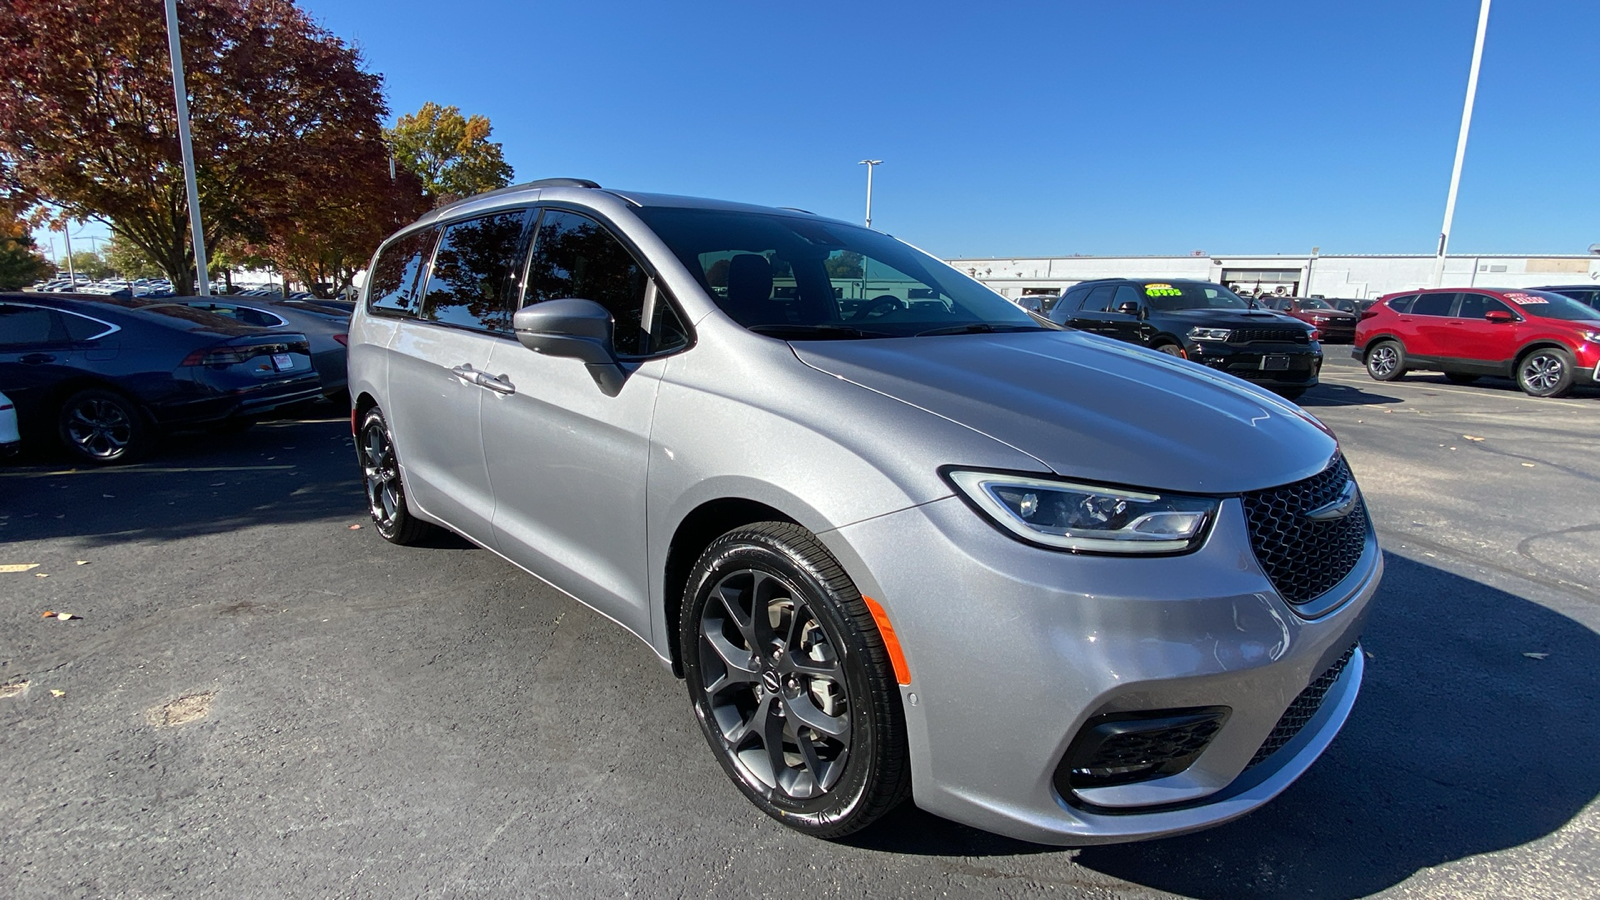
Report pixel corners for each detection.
[1111,285,1143,312]
[368,229,438,317]
[0,304,63,346]
[421,212,530,333]
[524,209,687,357]
[1079,285,1116,314]
[1410,293,1456,317]
[1457,293,1512,320]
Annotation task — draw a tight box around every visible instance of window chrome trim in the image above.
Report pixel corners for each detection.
[0,301,122,342]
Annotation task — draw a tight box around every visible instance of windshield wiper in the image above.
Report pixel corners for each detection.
[913,323,1049,337]
[748,323,895,340]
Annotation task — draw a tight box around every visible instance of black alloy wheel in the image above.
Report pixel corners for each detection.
[681,522,909,838]
[357,407,434,544]
[58,388,149,464]
[1365,340,1407,381]
[1516,348,1575,398]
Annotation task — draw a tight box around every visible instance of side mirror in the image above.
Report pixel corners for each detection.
[1115,301,1142,316]
[513,298,625,395]
[1484,309,1515,324]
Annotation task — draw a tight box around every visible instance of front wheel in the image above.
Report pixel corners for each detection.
[1517,348,1575,398]
[1365,340,1407,382]
[681,522,909,838]
[357,407,435,544]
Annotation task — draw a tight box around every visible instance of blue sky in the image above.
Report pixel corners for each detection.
[58,1,1600,262]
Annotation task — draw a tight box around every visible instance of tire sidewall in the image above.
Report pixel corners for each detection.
[1366,340,1405,381]
[57,388,147,464]
[1517,348,1574,398]
[680,530,884,833]
[359,408,406,540]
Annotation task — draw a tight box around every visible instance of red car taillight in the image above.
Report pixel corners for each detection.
[180,346,256,366]
[1359,309,1380,320]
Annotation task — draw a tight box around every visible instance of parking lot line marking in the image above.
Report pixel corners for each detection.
[8,465,301,477]
[1316,373,1595,408]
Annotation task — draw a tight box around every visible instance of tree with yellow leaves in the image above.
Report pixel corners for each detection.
[385,102,515,207]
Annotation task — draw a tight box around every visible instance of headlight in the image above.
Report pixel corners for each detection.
[1582,329,1600,343]
[947,470,1218,554]
[1188,327,1231,342]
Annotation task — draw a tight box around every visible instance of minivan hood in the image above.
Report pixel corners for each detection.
[792,331,1336,495]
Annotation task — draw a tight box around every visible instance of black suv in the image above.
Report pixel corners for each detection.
[1530,285,1600,312]
[1047,278,1322,398]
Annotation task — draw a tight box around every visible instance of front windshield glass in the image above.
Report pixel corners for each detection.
[635,207,1050,338]
[1140,281,1250,311]
[1298,297,1335,310]
[1504,291,1600,321]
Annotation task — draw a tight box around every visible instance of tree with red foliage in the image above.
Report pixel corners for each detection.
[0,0,423,294]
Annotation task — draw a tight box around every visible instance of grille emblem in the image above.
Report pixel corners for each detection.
[1305,481,1361,521]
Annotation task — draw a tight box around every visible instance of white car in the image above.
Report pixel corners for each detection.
[0,390,19,457]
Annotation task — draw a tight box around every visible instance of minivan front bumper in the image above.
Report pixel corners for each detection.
[820,492,1378,845]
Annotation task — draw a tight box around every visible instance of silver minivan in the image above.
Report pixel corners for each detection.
[347,179,1380,844]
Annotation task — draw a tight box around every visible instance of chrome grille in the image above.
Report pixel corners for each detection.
[1241,456,1369,604]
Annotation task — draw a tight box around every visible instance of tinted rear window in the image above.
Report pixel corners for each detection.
[368,229,438,316]
[0,304,60,345]
[1410,293,1456,316]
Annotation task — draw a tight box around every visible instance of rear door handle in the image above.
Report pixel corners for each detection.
[20,353,56,365]
[475,372,516,395]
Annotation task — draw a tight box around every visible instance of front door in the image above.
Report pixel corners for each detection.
[1448,292,1521,366]
[483,208,691,638]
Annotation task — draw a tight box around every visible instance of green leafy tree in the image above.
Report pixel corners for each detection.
[103,233,162,280]
[59,250,112,280]
[386,102,514,206]
[0,214,51,289]
[0,0,396,294]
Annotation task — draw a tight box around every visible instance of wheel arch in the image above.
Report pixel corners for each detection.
[1514,340,1574,366]
[661,496,799,677]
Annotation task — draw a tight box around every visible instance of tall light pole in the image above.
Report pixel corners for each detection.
[60,220,75,282]
[858,159,882,228]
[164,0,211,295]
[1431,0,1491,288]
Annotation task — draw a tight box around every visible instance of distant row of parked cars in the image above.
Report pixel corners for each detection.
[0,291,351,463]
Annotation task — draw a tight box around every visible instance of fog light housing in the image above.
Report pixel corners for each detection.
[1055,707,1230,794]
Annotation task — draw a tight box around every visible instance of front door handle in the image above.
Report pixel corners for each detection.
[475,372,516,395]
[20,353,56,365]
[450,364,479,383]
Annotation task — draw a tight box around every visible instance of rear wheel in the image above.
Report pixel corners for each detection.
[1444,372,1480,385]
[681,522,909,839]
[1365,340,1407,381]
[1156,343,1186,358]
[1516,348,1575,398]
[57,388,150,464]
[357,407,435,544]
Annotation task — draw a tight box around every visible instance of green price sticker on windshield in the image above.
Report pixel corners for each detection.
[1144,283,1182,297]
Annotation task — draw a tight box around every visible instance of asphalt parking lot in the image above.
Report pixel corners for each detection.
[2,354,1597,899]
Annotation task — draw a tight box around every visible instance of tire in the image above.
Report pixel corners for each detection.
[356,406,435,544]
[1365,340,1407,382]
[1156,343,1186,358]
[680,521,909,838]
[1516,347,1575,398]
[1444,372,1480,385]
[57,388,150,464]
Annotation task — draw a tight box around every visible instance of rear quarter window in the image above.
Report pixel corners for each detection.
[368,229,439,317]
[1385,294,1418,313]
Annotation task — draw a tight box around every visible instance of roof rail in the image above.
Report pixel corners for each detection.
[438,177,601,212]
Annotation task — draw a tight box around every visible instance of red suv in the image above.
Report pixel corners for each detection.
[1353,288,1600,397]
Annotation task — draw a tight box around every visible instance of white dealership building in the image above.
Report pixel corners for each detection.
[946,251,1600,303]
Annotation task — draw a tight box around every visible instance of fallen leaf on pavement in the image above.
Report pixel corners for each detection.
[0,563,40,573]
[75,560,89,566]
[348,524,361,530]
[41,610,56,618]
[1523,652,1550,660]
[34,572,49,578]
[56,612,76,621]
[1521,463,1536,468]
[0,681,26,699]
[49,689,64,697]
[1463,435,1485,441]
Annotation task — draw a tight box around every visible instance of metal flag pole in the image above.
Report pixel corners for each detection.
[1431,0,1491,288]
[164,0,211,295]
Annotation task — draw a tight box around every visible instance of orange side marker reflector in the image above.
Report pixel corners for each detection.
[861,595,911,686]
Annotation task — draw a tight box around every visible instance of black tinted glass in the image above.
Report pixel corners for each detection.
[1387,294,1417,313]
[0,304,60,345]
[1410,293,1456,316]
[1078,286,1115,313]
[1503,290,1600,321]
[369,229,437,316]
[61,311,111,341]
[525,210,651,353]
[1141,282,1249,311]
[422,212,529,332]
[1111,285,1143,311]
[636,207,1043,339]
[1457,293,1510,319]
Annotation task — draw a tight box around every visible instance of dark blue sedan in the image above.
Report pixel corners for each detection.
[0,293,322,463]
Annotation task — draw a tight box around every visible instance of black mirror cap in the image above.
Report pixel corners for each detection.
[1116,300,1142,316]
[513,298,626,395]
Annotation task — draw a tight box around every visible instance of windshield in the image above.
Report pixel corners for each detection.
[635,207,1050,338]
[1298,297,1335,310]
[1503,291,1600,321]
[1140,281,1251,311]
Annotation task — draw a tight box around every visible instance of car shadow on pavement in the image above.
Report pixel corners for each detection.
[1070,551,1600,898]
[1296,382,1404,408]
[846,552,1599,898]
[0,406,371,547]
